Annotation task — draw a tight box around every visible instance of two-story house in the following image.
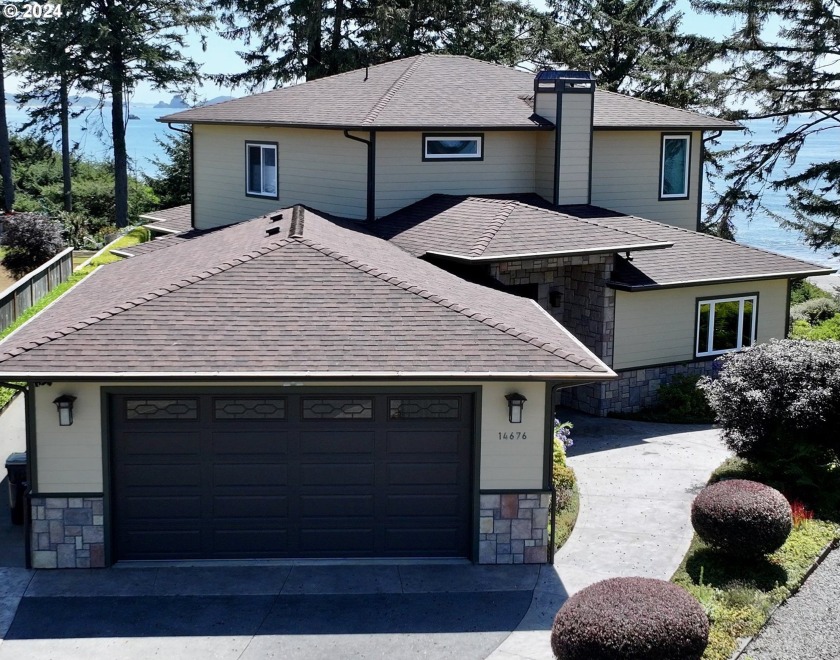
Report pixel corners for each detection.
[0,55,831,570]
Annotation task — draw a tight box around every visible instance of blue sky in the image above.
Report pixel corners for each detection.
[7,0,740,104]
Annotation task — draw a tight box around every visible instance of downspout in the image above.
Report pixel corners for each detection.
[1,382,31,569]
[344,130,376,222]
[168,123,194,229]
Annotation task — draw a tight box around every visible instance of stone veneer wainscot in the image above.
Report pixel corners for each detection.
[30,496,105,569]
[479,492,551,564]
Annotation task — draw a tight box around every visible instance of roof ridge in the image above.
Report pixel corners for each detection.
[362,55,426,126]
[470,199,517,257]
[295,238,591,367]
[0,238,295,363]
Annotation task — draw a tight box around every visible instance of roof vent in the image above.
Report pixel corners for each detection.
[270,213,283,223]
[289,205,305,238]
[266,226,282,237]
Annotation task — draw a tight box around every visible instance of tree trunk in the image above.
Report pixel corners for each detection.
[60,72,72,212]
[110,70,128,228]
[0,38,15,213]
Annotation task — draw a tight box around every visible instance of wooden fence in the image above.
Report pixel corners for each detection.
[0,247,74,331]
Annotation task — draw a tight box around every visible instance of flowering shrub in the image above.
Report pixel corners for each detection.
[551,577,709,659]
[789,499,814,528]
[691,479,792,557]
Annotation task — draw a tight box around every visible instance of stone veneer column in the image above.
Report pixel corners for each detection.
[478,492,551,564]
[30,497,106,568]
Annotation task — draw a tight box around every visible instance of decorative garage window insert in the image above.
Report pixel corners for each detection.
[696,295,757,357]
[302,398,373,420]
[126,398,198,420]
[214,398,286,420]
[660,134,690,199]
[423,134,483,161]
[246,142,278,198]
[389,398,461,419]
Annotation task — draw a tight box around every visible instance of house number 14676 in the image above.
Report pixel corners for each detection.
[499,431,527,440]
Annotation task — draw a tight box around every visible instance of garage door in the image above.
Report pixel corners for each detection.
[110,392,473,560]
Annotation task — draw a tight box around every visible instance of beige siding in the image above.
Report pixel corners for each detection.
[34,383,105,492]
[591,130,701,230]
[557,94,592,205]
[613,279,789,370]
[33,380,548,494]
[193,125,368,228]
[534,92,557,124]
[534,132,555,202]
[375,132,537,217]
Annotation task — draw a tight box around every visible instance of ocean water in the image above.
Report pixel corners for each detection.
[3,102,178,177]
[712,119,840,269]
[4,103,838,269]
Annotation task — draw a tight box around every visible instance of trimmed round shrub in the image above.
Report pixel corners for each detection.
[551,577,709,660]
[691,479,792,557]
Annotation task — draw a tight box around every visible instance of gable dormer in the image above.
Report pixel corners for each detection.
[533,70,595,206]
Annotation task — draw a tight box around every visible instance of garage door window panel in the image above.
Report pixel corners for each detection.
[214,398,286,420]
[125,398,198,420]
[389,397,461,419]
[302,398,373,419]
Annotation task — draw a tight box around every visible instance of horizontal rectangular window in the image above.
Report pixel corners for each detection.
[302,398,373,420]
[423,135,483,161]
[389,398,461,420]
[126,399,198,420]
[246,142,278,198]
[696,295,757,357]
[660,134,690,199]
[214,398,286,420]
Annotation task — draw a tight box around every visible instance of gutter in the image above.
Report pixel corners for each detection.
[425,242,674,263]
[343,130,376,222]
[609,268,838,292]
[0,381,31,569]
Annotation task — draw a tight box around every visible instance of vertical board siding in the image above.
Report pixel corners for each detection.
[534,93,557,124]
[375,131,538,217]
[612,279,789,370]
[591,130,700,229]
[534,132,555,202]
[557,94,592,205]
[0,247,74,332]
[194,125,368,228]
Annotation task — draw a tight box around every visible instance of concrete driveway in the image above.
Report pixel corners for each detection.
[0,413,729,660]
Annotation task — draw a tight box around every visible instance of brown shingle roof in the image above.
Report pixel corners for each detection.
[376,195,833,287]
[374,194,672,260]
[0,207,613,378]
[588,213,835,289]
[139,205,192,235]
[160,55,737,131]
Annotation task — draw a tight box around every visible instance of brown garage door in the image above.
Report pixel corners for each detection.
[110,392,473,560]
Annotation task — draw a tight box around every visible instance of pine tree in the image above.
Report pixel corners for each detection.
[540,0,717,109]
[145,130,192,208]
[67,0,212,227]
[693,0,840,247]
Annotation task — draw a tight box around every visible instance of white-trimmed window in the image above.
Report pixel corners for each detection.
[660,134,690,199]
[696,295,757,357]
[246,142,278,198]
[423,134,483,161]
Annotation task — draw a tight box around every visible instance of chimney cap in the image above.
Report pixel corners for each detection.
[536,70,595,83]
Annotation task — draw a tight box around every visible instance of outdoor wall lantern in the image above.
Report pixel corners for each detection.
[505,393,527,424]
[53,394,76,427]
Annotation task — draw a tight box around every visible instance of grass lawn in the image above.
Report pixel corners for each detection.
[672,462,840,660]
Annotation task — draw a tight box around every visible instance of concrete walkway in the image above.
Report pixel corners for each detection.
[488,413,730,660]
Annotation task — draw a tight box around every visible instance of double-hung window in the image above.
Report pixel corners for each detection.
[246,142,278,198]
[660,134,690,199]
[696,295,757,357]
[423,134,483,161]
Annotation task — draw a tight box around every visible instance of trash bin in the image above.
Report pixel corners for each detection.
[5,452,27,526]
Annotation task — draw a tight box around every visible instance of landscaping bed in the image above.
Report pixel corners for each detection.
[672,461,840,660]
